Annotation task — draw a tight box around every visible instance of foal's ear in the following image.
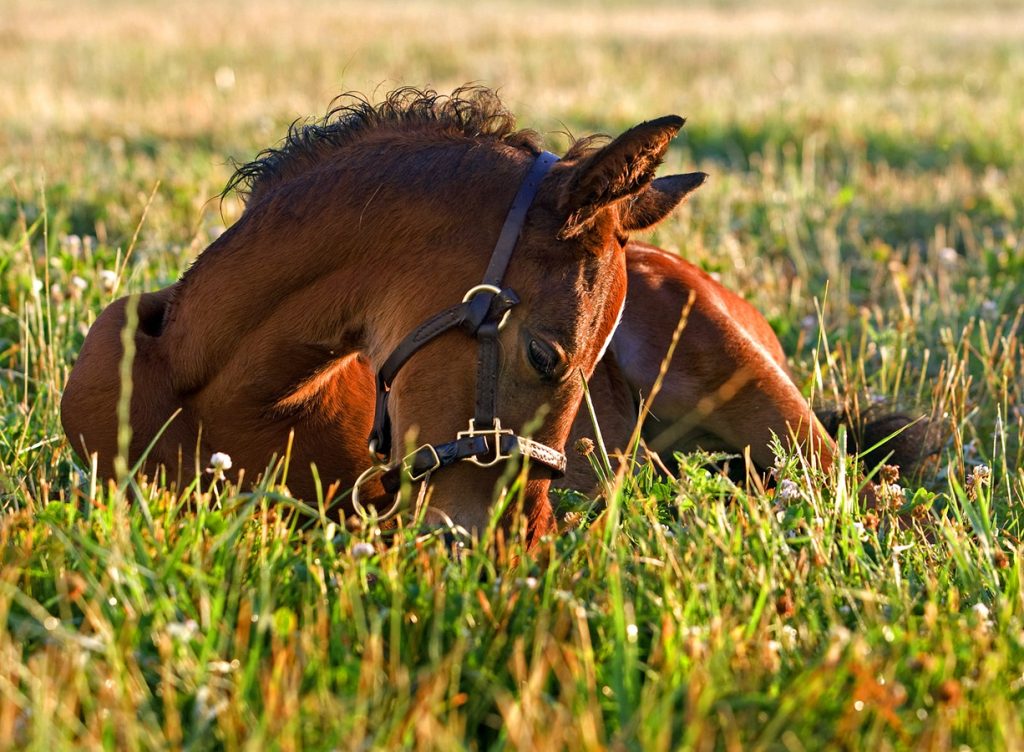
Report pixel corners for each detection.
[559,115,685,240]
[619,172,708,232]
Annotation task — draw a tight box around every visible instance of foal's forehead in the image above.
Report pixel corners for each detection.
[518,235,622,299]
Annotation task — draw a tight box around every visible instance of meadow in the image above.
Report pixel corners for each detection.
[2,0,1024,748]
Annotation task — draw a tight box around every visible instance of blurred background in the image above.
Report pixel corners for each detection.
[3,0,1021,247]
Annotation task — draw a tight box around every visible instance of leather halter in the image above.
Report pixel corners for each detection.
[355,150,566,513]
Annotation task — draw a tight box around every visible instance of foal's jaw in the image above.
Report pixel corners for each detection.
[414,468,557,543]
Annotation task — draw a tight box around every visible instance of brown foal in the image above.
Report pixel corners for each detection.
[61,87,705,538]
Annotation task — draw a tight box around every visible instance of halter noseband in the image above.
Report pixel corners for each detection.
[354,151,566,515]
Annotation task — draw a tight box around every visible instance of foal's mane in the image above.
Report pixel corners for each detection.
[224,85,548,206]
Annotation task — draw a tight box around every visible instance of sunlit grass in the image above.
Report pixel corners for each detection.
[2,0,1023,748]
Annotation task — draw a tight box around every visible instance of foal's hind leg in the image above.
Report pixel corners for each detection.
[608,243,836,473]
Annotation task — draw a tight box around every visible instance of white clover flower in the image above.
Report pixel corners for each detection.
[966,463,992,501]
[971,602,994,635]
[625,623,639,643]
[64,234,83,257]
[71,275,88,291]
[206,452,232,480]
[351,542,375,559]
[763,639,784,671]
[207,659,239,674]
[99,269,118,293]
[776,479,801,504]
[194,685,228,723]
[32,278,43,295]
[829,625,852,645]
[938,246,959,266]
[208,452,232,471]
[781,624,799,649]
[166,619,199,641]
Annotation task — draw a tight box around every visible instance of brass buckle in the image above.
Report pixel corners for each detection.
[457,418,515,467]
[461,284,512,331]
[403,444,441,482]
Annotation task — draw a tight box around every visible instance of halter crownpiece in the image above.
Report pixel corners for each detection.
[356,150,565,517]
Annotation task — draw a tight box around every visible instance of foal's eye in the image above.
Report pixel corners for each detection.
[527,338,561,379]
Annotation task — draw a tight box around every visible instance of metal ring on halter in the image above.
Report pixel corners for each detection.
[415,506,471,546]
[350,464,403,524]
[462,284,512,330]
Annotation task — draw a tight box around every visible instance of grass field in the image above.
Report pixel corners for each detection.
[2,0,1024,748]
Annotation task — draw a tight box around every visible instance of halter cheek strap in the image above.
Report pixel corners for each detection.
[357,151,565,515]
[366,285,522,458]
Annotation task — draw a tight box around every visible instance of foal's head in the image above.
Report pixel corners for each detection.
[357,92,703,537]
[230,87,705,538]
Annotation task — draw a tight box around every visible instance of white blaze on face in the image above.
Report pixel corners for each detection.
[596,295,626,363]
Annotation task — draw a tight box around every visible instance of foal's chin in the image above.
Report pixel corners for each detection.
[419,467,556,545]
